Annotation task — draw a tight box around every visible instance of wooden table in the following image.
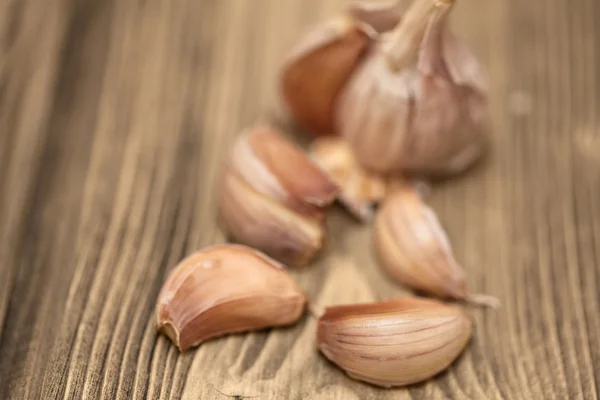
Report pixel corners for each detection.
[1,0,599,398]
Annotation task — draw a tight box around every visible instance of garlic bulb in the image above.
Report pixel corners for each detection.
[336,0,490,176]
[279,0,404,136]
[317,297,472,387]
[309,136,389,221]
[219,125,339,266]
[374,185,499,307]
[156,245,307,352]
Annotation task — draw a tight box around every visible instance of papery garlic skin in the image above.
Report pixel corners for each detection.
[156,245,307,352]
[219,125,339,266]
[317,297,472,387]
[374,186,499,307]
[347,0,405,33]
[336,0,490,176]
[309,136,388,221]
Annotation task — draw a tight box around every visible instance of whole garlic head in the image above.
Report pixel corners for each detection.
[336,0,490,176]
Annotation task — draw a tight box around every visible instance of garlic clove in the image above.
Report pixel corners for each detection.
[220,170,325,266]
[220,125,339,266]
[317,297,472,388]
[309,136,389,222]
[156,245,307,352]
[280,16,373,136]
[280,0,407,137]
[374,185,499,307]
[336,0,490,176]
[245,126,339,211]
[336,52,413,174]
[405,76,489,175]
[228,125,339,221]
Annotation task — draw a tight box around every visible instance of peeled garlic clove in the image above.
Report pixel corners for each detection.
[309,136,388,221]
[220,125,339,265]
[317,297,472,388]
[374,186,499,307]
[156,245,307,352]
[336,0,490,176]
[279,0,406,137]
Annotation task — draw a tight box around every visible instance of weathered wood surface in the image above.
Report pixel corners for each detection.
[1,0,599,398]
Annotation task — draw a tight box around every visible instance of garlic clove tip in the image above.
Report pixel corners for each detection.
[464,293,501,309]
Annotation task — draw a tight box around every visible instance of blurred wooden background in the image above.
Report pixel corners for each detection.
[1,0,599,398]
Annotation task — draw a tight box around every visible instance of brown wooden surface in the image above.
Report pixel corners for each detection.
[1,0,599,398]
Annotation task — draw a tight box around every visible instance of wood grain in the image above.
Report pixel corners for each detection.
[1,0,599,398]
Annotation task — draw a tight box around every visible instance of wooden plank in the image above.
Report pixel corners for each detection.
[0,0,599,398]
